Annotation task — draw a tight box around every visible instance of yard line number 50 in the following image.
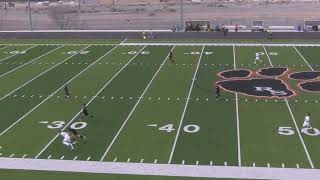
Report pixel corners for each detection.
[278,126,320,136]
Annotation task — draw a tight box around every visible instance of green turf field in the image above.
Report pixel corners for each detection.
[0,40,320,179]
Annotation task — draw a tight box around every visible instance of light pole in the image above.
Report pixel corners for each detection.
[28,0,33,30]
[180,0,183,31]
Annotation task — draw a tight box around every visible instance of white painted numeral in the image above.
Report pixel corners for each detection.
[278,127,295,135]
[46,121,87,130]
[190,51,200,55]
[127,51,150,55]
[204,52,213,55]
[70,122,87,130]
[66,51,90,55]
[159,124,175,133]
[301,128,320,136]
[183,124,200,133]
[10,51,26,54]
[47,121,65,129]
[269,52,278,56]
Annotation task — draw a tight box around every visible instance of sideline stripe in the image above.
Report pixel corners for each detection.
[0,45,37,62]
[0,45,91,136]
[294,46,314,71]
[233,45,241,166]
[264,46,315,169]
[100,45,176,161]
[1,43,320,47]
[168,45,205,164]
[35,44,146,159]
[0,45,64,78]
[1,158,320,180]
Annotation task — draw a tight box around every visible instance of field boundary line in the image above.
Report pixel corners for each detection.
[264,46,314,169]
[1,158,320,180]
[122,43,320,47]
[168,45,205,164]
[293,46,314,71]
[35,45,147,159]
[0,43,120,46]
[0,45,63,79]
[100,45,176,161]
[0,45,92,136]
[233,45,241,166]
[0,45,37,62]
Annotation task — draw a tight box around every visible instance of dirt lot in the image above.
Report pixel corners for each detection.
[1,0,320,30]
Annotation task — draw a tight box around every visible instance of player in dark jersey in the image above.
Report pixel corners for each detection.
[216,85,221,98]
[67,127,87,140]
[169,51,175,63]
[81,103,94,118]
[64,84,70,99]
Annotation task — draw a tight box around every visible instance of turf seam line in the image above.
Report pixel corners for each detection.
[0,45,37,62]
[35,44,146,159]
[233,45,242,167]
[0,45,63,79]
[99,45,176,162]
[293,46,314,71]
[168,45,205,164]
[0,45,92,136]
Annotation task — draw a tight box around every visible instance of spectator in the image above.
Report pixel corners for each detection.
[235,24,239,32]
[172,25,176,32]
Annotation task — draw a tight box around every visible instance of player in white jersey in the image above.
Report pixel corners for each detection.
[301,112,312,133]
[60,131,75,150]
[254,51,262,64]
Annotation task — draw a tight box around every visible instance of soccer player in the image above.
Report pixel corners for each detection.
[169,51,174,63]
[64,84,70,99]
[216,85,221,98]
[60,131,75,150]
[81,103,94,119]
[301,112,312,133]
[254,51,262,64]
[68,127,87,141]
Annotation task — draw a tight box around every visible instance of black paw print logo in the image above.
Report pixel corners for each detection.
[217,67,320,98]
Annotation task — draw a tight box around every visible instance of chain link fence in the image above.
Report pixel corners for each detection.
[1,0,320,31]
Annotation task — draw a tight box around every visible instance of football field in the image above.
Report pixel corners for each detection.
[0,40,320,179]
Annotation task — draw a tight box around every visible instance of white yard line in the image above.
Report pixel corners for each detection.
[168,45,205,164]
[285,100,314,168]
[233,45,241,166]
[0,45,64,78]
[0,45,37,62]
[0,45,9,51]
[293,46,314,71]
[1,158,320,180]
[35,45,147,159]
[100,45,176,161]
[263,46,273,67]
[0,44,121,136]
[0,46,90,103]
[264,46,315,169]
